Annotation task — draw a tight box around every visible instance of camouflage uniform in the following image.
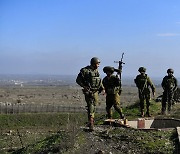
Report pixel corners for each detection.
[161,69,177,114]
[134,67,155,117]
[102,66,124,119]
[76,57,103,130]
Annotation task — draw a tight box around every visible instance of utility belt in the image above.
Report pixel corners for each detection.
[106,87,120,94]
[82,88,98,95]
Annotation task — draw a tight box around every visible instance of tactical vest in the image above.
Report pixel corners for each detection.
[84,67,101,90]
[164,76,176,90]
[135,74,148,89]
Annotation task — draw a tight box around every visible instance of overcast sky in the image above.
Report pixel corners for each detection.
[0,0,180,78]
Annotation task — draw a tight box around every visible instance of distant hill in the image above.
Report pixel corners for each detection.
[0,74,179,87]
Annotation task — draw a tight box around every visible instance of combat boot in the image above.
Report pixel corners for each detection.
[107,115,112,119]
[89,117,94,131]
[119,113,125,119]
[146,107,151,117]
[146,111,151,117]
[106,113,112,119]
[86,115,91,127]
[168,103,171,113]
[167,107,171,115]
[115,106,124,119]
[106,108,112,119]
[161,108,166,115]
[140,109,144,117]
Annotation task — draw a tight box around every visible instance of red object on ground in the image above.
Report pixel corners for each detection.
[137,118,145,128]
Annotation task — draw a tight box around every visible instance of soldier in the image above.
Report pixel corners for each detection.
[102,66,124,119]
[76,57,104,131]
[134,67,155,117]
[161,68,178,114]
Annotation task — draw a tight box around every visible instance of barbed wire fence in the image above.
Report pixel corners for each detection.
[0,102,106,114]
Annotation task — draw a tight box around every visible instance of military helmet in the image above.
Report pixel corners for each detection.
[90,57,100,65]
[103,66,114,73]
[138,67,146,73]
[167,68,174,74]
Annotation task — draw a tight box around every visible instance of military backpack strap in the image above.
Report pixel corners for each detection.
[139,74,148,94]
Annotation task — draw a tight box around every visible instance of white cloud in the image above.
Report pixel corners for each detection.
[157,33,180,37]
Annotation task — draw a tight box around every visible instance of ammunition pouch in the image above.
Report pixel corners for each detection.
[106,87,120,94]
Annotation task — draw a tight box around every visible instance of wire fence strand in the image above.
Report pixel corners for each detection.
[0,103,106,114]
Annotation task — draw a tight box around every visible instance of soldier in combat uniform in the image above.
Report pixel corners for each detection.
[102,66,124,119]
[134,67,155,117]
[161,68,178,114]
[76,57,104,131]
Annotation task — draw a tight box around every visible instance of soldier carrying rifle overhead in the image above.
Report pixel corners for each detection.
[102,53,125,119]
[76,57,104,131]
[134,67,155,117]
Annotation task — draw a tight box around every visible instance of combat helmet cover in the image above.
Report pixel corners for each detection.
[90,57,100,65]
[138,67,146,73]
[103,66,114,74]
[167,68,174,74]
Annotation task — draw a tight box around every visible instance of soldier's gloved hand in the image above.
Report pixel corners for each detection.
[98,87,104,94]
[102,90,106,95]
[82,86,89,93]
[99,89,105,95]
[83,86,89,92]
[118,89,122,95]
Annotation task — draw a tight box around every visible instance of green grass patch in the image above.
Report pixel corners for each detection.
[112,99,162,120]
[0,112,87,129]
[13,130,72,154]
[106,127,177,154]
[0,113,88,154]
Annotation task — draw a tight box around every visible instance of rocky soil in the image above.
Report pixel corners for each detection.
[13,124,178,154]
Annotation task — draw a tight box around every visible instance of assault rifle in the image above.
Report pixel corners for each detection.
[114,52,125,80]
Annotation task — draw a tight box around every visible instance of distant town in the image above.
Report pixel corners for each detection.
[0,74,178,87]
